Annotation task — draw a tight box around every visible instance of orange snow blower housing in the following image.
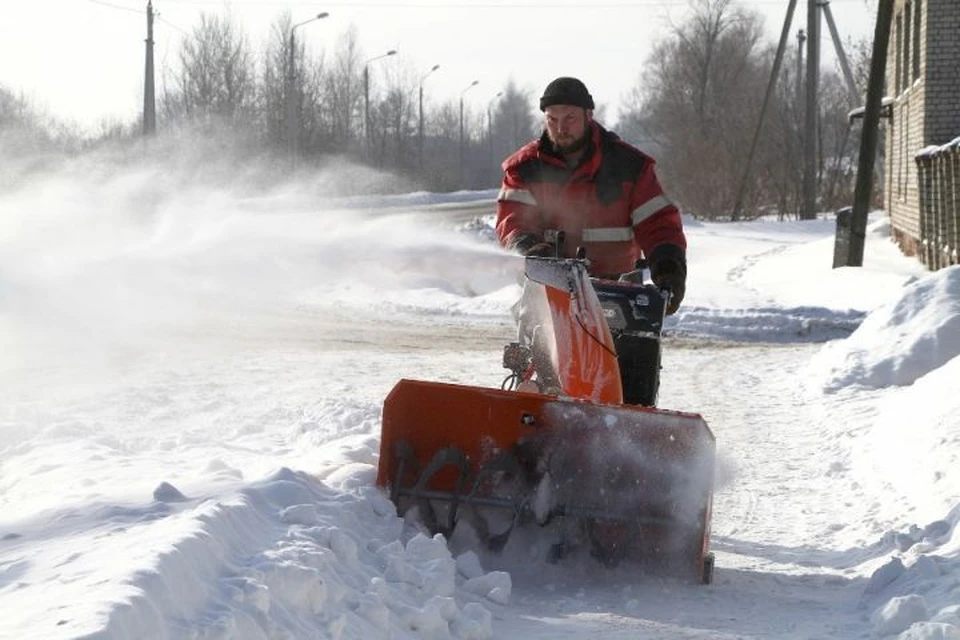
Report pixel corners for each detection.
[376,256,716,583]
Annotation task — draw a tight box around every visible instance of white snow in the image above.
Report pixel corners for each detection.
[1,154,959,640]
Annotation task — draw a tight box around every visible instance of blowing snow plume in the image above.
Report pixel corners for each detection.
[0,131,520,371]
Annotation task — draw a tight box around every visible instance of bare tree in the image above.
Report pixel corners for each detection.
[766,51,805,219]
[422,101,460,190]
[260,14,291,148]
[0,85,56,159]
[634,0,772,218]
[163,11,256,126]
[484,79,538,187]
[493,79,537,155]
[368,64,417,170]
[320,27,364,153]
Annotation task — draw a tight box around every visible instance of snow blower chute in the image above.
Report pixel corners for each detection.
[376,256,716,583]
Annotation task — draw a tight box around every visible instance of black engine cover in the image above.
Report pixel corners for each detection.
[592,279,666,407]
[592,281,666,337]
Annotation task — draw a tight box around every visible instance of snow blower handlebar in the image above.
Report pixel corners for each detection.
[541,229,671,292]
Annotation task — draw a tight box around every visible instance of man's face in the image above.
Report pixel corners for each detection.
[544,105,591,153]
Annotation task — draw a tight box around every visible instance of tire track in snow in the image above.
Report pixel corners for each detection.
[725,242,791,291]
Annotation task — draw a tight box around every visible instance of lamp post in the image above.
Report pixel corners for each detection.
[286,12,329,165]
[459,79,479,187]
[487,91,502,185]
[364,49,398,151]
[418,64,440,173]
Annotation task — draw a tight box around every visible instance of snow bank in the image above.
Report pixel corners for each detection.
[809,266,960,392]
[0,464,507,639]
[116,467,505,639]
[808,268,960,640]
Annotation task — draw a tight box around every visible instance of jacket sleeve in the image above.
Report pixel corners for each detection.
[627,161,686,259]
[495,164,542,250]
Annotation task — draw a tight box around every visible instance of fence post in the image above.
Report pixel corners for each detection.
[916,154,932,268]
[950,147,959,265]
[917,152,937,269]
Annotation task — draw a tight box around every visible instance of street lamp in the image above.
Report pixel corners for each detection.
[286,12,329,165]
[364,49,398,151]
[459,79,479,187]
[487,91,503,185]
[418,64,440,173]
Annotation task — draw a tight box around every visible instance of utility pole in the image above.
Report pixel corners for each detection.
[286,14,329,167]
[364,65,370,154]
[286,30,297,164]
[796,29,806,102]
[736,0,858,221]
[845,0,895,267]
[802,0,822,220]
[364,50,397,157]
[142,0,156,136]
[418,64,440,174]
[488,91,502,186]
[459,80,479,188]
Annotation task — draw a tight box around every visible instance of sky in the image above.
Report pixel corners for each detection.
[1,142,959,638]
[0,0,880,132]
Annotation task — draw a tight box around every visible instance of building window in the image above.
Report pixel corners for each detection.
[904,2,912,90]
[895,12,903,93]
[912,0,922,81]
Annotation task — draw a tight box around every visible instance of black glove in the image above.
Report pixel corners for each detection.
[511,233,556,258]
[524,242,556,257]
[648,244,687,315]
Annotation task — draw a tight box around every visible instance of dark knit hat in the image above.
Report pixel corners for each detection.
[539,77,595,111]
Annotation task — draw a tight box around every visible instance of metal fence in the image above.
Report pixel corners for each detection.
[915,140,960,270]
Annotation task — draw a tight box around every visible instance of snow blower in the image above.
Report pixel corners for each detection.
[376,255,716,583]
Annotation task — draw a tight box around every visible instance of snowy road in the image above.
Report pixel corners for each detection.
[3,185,955,640]
[4,309,871,639]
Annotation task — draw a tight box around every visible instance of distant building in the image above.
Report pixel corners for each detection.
[885,0,960,269]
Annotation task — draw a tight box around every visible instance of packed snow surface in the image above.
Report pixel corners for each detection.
[1,158,958,639]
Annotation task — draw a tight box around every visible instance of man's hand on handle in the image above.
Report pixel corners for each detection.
[649,244,687,316]
[511,233,556,258]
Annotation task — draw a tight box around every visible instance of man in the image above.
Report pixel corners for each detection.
[495,76,687,315]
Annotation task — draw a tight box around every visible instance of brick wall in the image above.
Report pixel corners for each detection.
[886,0,960,267]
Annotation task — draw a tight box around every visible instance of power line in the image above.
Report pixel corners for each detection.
[157,15,188,34]
[87,0,142,14]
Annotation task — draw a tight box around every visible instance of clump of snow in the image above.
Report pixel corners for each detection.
[871,594,930,637]
[455,551,487,580]
[461,571,512,605]
[865,557,907,595]
[897,622,960,640]
[152,481,188,503]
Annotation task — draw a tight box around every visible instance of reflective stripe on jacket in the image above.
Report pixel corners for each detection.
[495,122,685,276]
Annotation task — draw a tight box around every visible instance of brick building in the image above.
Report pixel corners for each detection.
[885,0,960,268]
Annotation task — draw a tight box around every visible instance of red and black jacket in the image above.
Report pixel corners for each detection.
[495,121,686,276]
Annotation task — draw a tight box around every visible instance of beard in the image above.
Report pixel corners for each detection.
[549,128,590,155]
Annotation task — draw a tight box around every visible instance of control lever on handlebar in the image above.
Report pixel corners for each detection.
[543,229,566,259]
[618,258,649,284]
